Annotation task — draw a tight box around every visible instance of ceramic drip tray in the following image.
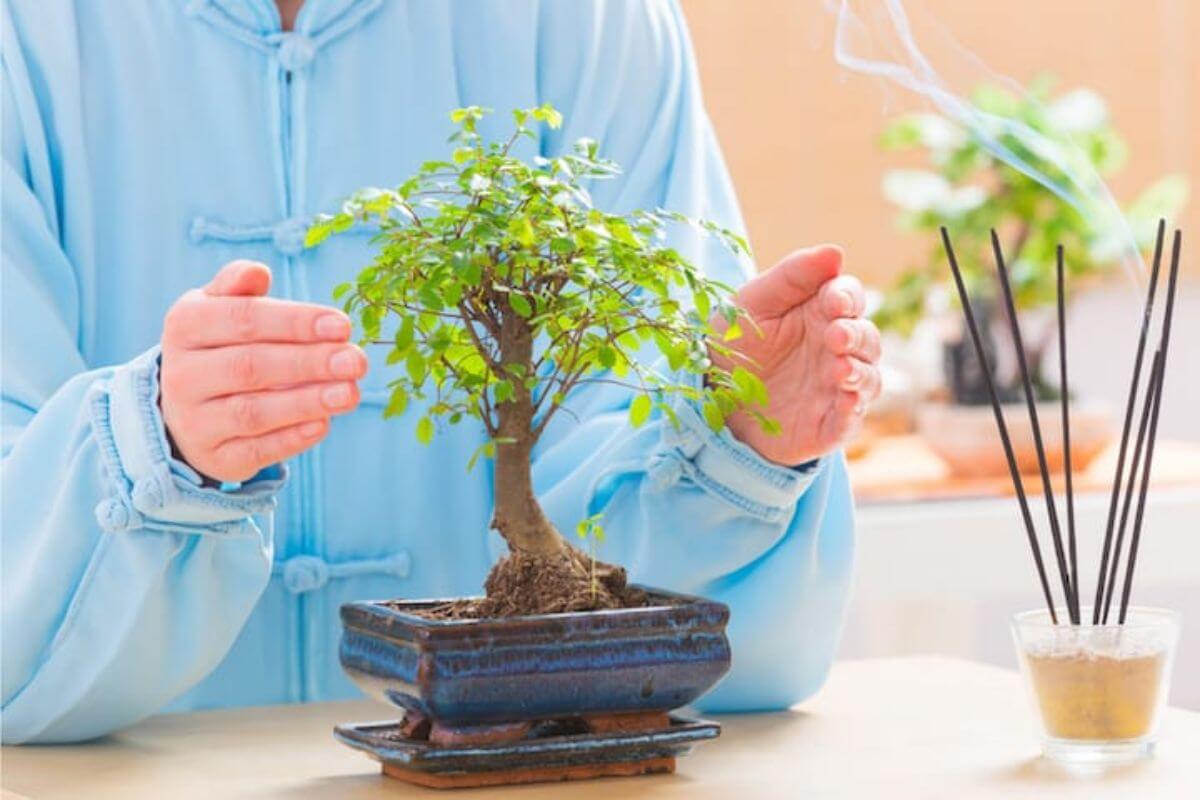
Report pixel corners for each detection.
[334,712,720,789]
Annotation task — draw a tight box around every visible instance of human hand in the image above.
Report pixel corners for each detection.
[715,245,882,465]
[160,260,367,482]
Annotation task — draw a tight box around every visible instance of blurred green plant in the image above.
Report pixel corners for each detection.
[875,76,1188,346]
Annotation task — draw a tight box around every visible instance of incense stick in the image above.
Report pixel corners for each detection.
[940,227,1060,623]
[1115,355,1166,624]
[1092,220,1166,623]
[1056,245,1078,616]
[992,230,1078,625]
[1100,349,1163,623]
[1118,230,1183,624]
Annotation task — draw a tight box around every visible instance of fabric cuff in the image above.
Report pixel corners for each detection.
[87,346,286,532]
[656,396,822,523]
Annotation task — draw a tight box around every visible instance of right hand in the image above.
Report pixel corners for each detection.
[160,260,367,483]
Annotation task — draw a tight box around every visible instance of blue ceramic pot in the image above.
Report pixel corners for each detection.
[339,587,731,723]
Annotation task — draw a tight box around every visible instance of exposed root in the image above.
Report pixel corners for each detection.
[422,547,647,619]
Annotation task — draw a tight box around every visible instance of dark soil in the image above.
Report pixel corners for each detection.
[413,547,648,620]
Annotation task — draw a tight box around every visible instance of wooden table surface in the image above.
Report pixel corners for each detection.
[4,657,1199,799]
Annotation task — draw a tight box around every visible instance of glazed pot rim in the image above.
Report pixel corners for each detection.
[341,585,727,633]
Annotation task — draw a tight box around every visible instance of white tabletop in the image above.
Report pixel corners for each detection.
[4,656,1199,799]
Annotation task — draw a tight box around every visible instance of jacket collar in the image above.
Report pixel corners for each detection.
[183,0,373,37]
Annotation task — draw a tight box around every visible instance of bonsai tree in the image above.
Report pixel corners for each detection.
[874,77,1187,403]
[306,105,772,615]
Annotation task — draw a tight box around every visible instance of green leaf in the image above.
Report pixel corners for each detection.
[701,401,724,432]
[394,316,416,353]
[415,416,435,445]
[304,222,333,248]
[732,366,769,406]
[494,380,514,404]
[508,217,536,247]
[657,402,680,429]
[383,389,409,419]
[509,293,533,318]
[331,282,351,301]
[629,394,652,428]
[406,349,427,383]
[466,440,496,472]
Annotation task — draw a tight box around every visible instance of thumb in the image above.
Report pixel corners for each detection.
[203,260,272,297]
[736,244,843,319]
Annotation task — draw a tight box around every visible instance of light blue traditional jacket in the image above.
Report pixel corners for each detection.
[0,0,854,743]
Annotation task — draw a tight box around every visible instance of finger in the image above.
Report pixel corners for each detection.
[824,354,875,392]
[824,318,881,362]
[837,356,880,397]
[736,244,843,320]
[830,390,867,439]
[187,342,368,398]
[817,274,866,320]
[203,260,272,298]
[168,296,352,348]
[826,355,856,386]
[210,418,330,482]
[202,382,360,441]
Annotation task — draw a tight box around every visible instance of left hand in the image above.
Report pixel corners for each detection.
[713,245,882,466]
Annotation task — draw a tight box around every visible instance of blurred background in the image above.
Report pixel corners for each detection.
[680,0,1200,706]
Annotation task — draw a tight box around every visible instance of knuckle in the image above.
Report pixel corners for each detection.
[295,348,316,381]
[823,322,845,351]
[831,357,851,382]
[231,394,264,431]
[292,308,317,342]
[162,296,196,343]
[225,298,258,341]
[232,438,266,474]
[230,349,259,386]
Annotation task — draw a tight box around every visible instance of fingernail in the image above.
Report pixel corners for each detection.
[840,290,857,314]
[299,420,325,438]
[322,383,353,409]
[315,314,351,340]
[330,347,363,379]
[844,363,863,387]
[847,323,862,351]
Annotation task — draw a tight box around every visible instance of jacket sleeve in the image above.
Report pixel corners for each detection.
[525,0,855,711]
[0,36,283,744]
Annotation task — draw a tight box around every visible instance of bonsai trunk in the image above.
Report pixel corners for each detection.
[492,407,561,557]
[491,314,563,557]
[475,313,638,617]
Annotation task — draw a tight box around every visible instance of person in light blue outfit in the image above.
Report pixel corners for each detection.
[1,0,882,743]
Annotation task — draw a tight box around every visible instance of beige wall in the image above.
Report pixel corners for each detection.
[681,0,1198,287]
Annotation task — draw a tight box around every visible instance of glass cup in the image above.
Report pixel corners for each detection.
[1011,606,1180,765]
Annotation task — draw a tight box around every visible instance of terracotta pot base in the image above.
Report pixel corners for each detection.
[382,755,676,789]
[335,713,717,789]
